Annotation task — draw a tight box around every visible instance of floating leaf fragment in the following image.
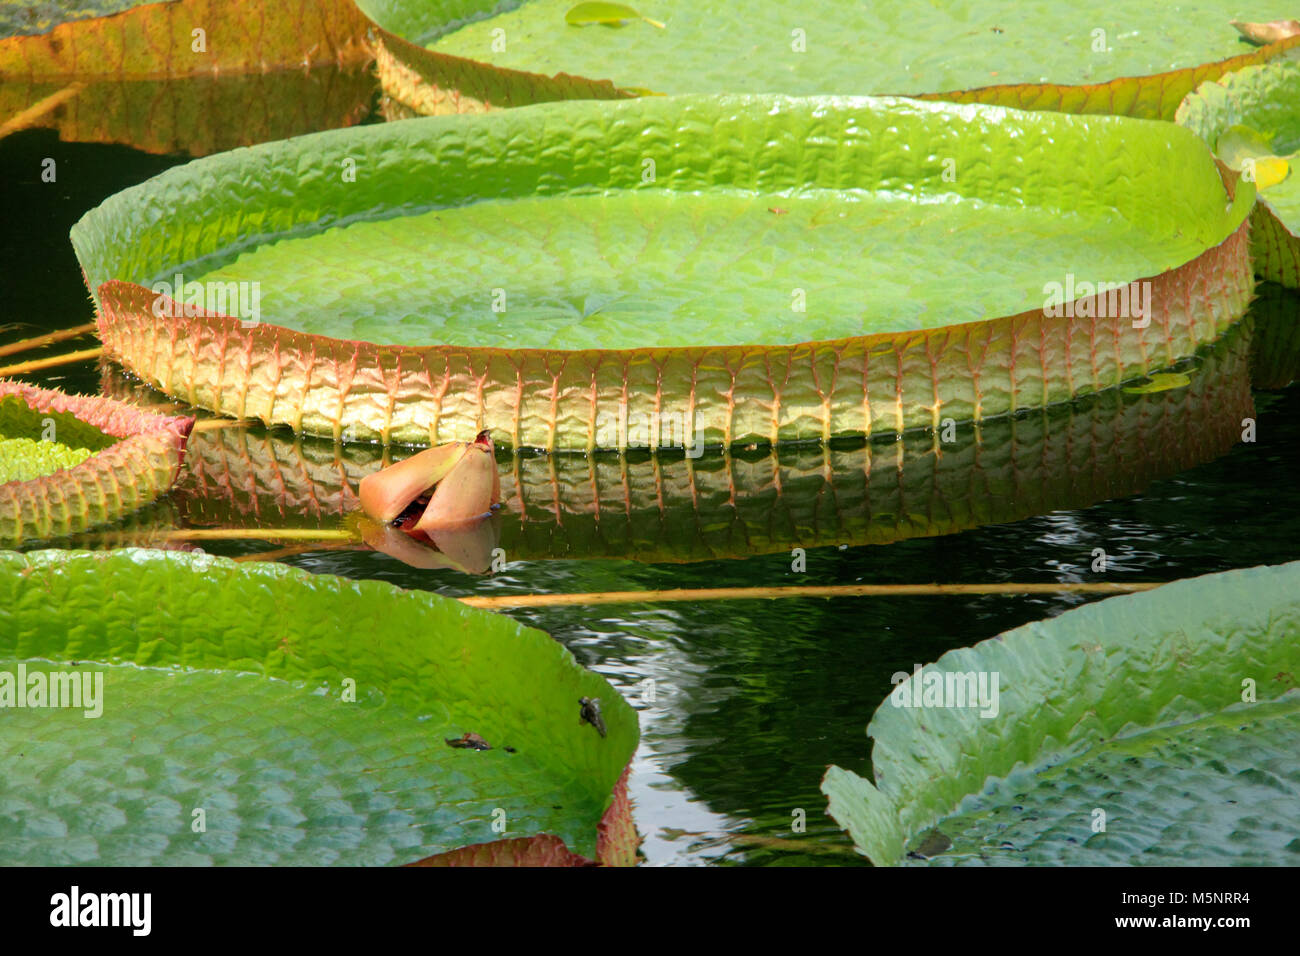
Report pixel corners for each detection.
[907,829,953,860]
[1216,123,1277,165]
[1230,19,1300,46]
[1122,371,1193,394]
[1214,124,1294,189]
[1248,155,1293,190]
[565,2,664,29]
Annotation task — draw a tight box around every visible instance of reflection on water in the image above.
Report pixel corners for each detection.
[61,301,1300,864]
[0,66,376,157]
[97,314,1255,568]
[3,117,1300,862]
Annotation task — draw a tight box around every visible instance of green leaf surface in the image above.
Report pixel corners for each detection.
[0,392,116,482]
[362,0,1298,100]
[0,549,637,865]
[1178,60,1300,286]
[822,562,1300,865]
[189,189,1219,351]
[0,392,116,450]
[75,94,1241,350]
[0,438,93,483]
[72,94,1254,448]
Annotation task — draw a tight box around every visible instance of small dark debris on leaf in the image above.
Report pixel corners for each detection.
[907,829,952,859]
[446,732,492,751]
[579,696,607,737]
[503,745,517,753]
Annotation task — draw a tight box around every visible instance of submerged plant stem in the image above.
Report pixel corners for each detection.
[158,528,359,542]
[458,581,1161,608]
[0,347,102,377]
[0,83,84,138]
[0,323,97,359]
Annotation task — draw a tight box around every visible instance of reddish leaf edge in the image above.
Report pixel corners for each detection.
[406,765,638,867]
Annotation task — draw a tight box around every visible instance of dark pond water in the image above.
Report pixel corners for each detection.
[3,124,1299,866]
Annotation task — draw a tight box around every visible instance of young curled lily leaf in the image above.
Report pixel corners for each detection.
[414,430,500,533]
[358,439,469,523]
[565,2,665,29]
[358,430,501,532]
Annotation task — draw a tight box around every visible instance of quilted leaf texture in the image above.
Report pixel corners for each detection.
[73,94,1255,450]
[361,0,1300,120]
[1178,61,1300,288]
[147,318,1254,564]
[0,380,193,545]
[0,549,639,865]
[822,562,1300,865]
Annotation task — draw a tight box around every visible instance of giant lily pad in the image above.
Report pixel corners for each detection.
[0,548,638,865]
[361,0,1300,120]
[0,0,373,155]
[0,380,193,545]
[90,317,1255,564]
[822,562,1300,865]
[1177,60,1300,287]
[73,94,1254,450]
